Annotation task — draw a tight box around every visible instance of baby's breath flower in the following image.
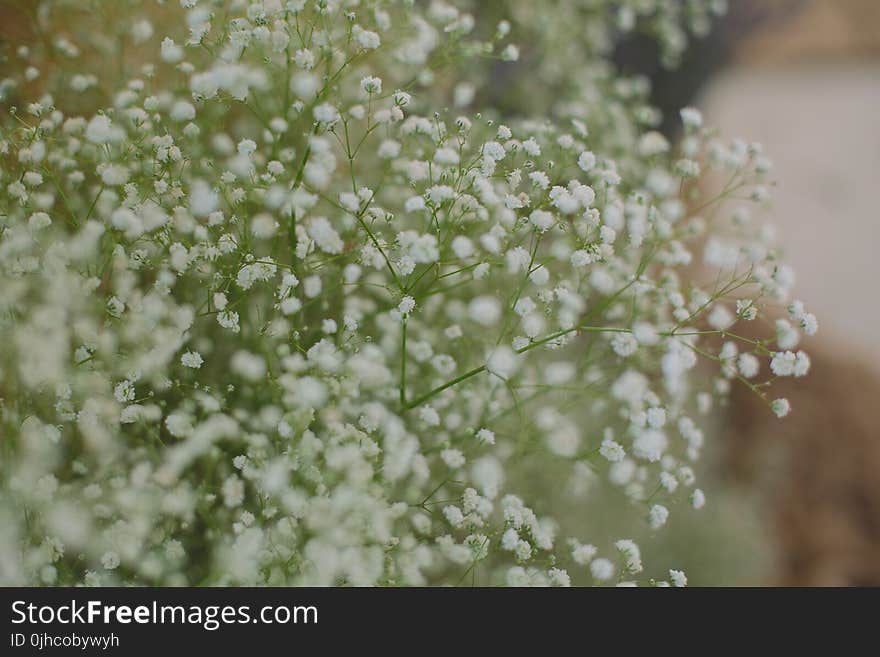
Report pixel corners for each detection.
[669,569,688,587]
[501,44,520,61]
[680,107,703,130]
[590,558,615,581]
[771,398,792,418]
[180,351,204,369]
[398,296,416,316]
[577,150,596,172]
[360,76,382,95]
[648,504,669,529]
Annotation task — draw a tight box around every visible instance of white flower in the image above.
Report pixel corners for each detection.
[660,472,679,493]
[433,147,459,166]
[599,438,625,462]
[631,323,657,346]
[633,430,668,462]
[736,298,757,320]
[360,76,382,94]
[529,209,555,232]
[475,428,496,445]
[737,353,760,378]
[217,311,241,333]
[237,139,257,156]
[392,90,411,107]
[23,171,43,187]
[85,115,121,144]
[230,351,266,381]
[441,448,465,468]
[313,103,340,125]
[571,542,597,565]
[294,49,314,69]
[354,27,381,50]
[99,164,129,186]
[577,150,596,172]
[160,37,184,64]
[28,212,52,230]
[792,351,811,377]
[771,350,810,377]
[486,347,518,380]
[307,217,344,254]
[639,131,669,156]
[114,380,136,403]
[801,313,818,336]
[181,351,204,369]
[611,333,638,357]
[398,296,416,316]
[646,407,666,428]
[443,506,465,528]
[468,295,502,326]
[590,558,615,581]
[680,107,703,130]
[775,319,800,350]
[189,180,219,217]
[280,297,302,316]
[615,539,643,573]
[648,504,669,529]
[669,569,688,587]
[222,476,245,508]
[378,140,401,159]
[522,138,541,157]
[190,71,218,99]
[101,551,120,570]
[548,568,570,587]
[170,100,196,122]
[771,398,791,418]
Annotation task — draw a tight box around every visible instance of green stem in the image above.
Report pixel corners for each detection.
[400,317,408,407]
[84,185,105,223]
[405,364,487,410]
[404,325,634,410]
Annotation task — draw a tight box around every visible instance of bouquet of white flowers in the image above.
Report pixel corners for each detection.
[0,0,815,586]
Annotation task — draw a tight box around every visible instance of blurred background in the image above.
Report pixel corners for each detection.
[710,0,880,586]
[493,0,880,586]
[619,0,880,585]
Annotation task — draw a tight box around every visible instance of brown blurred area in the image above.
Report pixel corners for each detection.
[704,0,880,585]
[736,0,880,65]
[726,352,880,585]
[0,1,34,42]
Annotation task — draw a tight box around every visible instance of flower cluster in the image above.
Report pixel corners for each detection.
[0,0,810,586]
